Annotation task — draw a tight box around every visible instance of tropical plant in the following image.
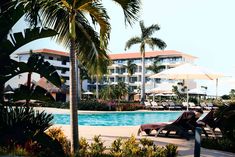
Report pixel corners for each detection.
[0,0,59,103]
[125,21,166,104]
[88,57,111,100]
[0,106,66,156]
[123,60,137,100]
[146,58,165,74]
[21,0,141,152]
[114,82,128,106]
[46,127,71,156]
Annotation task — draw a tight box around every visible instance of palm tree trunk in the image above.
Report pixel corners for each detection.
[96,76,99,99]
[0,83,4,104]
[76,60,81,100]
[70,37,79,153]
[141,51,145,105]
[26,72,32,105]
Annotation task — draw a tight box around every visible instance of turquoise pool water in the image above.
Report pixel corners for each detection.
[53,111,183,126]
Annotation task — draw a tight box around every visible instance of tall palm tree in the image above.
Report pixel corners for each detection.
[21,0,141,153]
[125,21,166,105]
[124,60,137,100]
[146,58,165,74]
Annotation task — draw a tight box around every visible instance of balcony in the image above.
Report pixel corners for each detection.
[45,59,70,68]
[57,70,70,77]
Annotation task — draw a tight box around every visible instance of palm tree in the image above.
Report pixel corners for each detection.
[125,21,166,105]
[147,58,165,74]
[124,60,137,100]
[89,57,111,100]
[21,0,141,153]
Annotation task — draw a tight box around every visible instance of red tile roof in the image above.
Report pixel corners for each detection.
[33,48,69,57]
[17,49,197,60]
[109,50,197,60]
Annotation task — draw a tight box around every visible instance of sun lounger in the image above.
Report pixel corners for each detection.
[151,101,164,110]
[198,105,233,138]
[168,101,182,110]
[197,110,217,138]
[144,101,152,109]
[138,111,200,140]
[189,102,201,110]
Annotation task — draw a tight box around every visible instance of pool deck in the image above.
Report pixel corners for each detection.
[37,107,234,157]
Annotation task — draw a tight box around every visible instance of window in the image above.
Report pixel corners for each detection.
[49,56,53,60]
[61,68,67,74]
[62,60,67,65]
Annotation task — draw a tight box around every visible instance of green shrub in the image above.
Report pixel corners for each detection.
[75,136,178,157]
[10,145,29,156]
[139,138,157,157]
[77,137,89,157]
[78,100,112,111]
[121,103,144,111]
[110,138,123,157]
[43,101,69,108]
[165,144,178,157]
[121,135,141,156]
[46,127,71,156]
[202,138,235,153]
[0,106,66,157]
[90,135,106,157]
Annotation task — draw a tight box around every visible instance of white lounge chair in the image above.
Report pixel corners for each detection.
[151,101,164,110]
[189,102,201,110]
[168,101,182,110]
[144,101,152,109]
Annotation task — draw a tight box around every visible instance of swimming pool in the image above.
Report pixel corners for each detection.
[53,111,183,126]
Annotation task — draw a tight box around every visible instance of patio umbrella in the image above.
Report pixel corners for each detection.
[150,63,224,110]
[83,91,94,95]
[83,91,94,99]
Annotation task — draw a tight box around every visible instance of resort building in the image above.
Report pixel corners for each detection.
[9,49,197,101]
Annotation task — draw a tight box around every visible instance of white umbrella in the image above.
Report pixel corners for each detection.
[4,91,14,94]
[188,88,205,95]
[150,63,224,110]
[83,91,94,95]
[149,82,174,94]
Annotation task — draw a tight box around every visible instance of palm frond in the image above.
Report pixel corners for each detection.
[20,0,42,27]
[150,37,167,50]
[0,1,24,40]
[143,24,160,38]
[40,0,71,48]
[139,20,146,36]
[125,37,141,50]
[111,0,141,25]
[78,1,111,49]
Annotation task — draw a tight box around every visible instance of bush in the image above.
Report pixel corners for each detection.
[80,135,179,157]
[90,135,106,157]
[77,137,89,157]
[0,106,66,157]
[43,101,69,108]
[46,127,71,156]
[202,138,235,153]
[78,100,113,111]
[165,144,178,157]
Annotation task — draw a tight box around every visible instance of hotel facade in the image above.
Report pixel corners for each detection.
[9,49,197,101]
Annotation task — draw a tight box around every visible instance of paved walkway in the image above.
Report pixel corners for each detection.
[54,125,235,157]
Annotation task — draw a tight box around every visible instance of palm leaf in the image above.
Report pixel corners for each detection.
[0,0,24,41]
[13,84,55,103]
[0,54,61,87]
[125,37,141,50]
[0,27,57,57]
[111,0,141,25]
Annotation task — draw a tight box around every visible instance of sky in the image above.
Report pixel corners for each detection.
[14,0,235,96]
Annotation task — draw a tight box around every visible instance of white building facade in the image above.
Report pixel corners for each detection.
[9,49,197,99]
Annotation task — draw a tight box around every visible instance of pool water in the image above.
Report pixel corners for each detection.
[53,111,183,126]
